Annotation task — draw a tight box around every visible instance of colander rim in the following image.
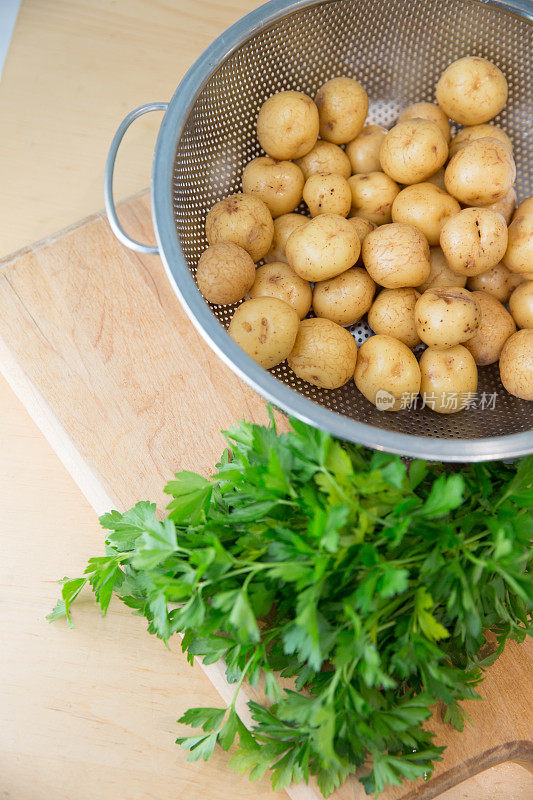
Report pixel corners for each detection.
[151,0,533,462]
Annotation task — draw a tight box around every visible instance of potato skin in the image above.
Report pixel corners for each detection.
[415,287,480,348]
[426,168,446,191]
[354,334,421,411]
[391,183,460,246]
[242,157,304,218]
[481,187,517,225]
[313,267,376,326]
[196,243,256,305]
[348,216,376,244]
[295,140,351,180]
[449,123,513,158]
[257,91,319,160]
[314,77,369,144]
[206,193,274,262]
[515,196,533,218]
[362,223,431,288]
[503,213,533,275]
[286,214,360,281]
[348,172,400,225]
[509,281,533,329]
[444,138,516,206]
[436,56,508,125]
[440,207,508,276]
[418,247,467,292]
[228,296,299,369]
[420,345,478,414]
[499,329,533,401]
[379,119,448,185]
[398,102,451,144]
[467,262,523,303]
[303,173,352,217]
[248,262,312,320]
[288,317,357,389]
[264,214,308,264]
[346,125,387,173]
[368,288,421,347]
[463,290,515,365]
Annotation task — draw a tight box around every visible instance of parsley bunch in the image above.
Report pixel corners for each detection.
[50,411,532,796]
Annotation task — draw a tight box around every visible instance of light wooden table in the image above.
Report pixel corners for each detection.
[0,2,530,799]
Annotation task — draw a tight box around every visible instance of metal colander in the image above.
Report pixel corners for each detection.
[105,0,533,461]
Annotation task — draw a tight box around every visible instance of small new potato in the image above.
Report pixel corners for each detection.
[379,119,448,185]
[467,262,523,302]
[509,281,533,329]
[420,345,478,414]
[444,138,516,205]
[265,214,308,264]
[449,123,513,158]
[415,287,480,348]
[482,187,517,225]
[303,172,352,217]
[435,56,508,125]
[391,183,460,246]
[288,317,357,389]
[295,140,351,180]
[503,213,533,274]
[463,290,515,365]
[242,157,304,218]
[398,102,451,143]
[206,193,274,262]
[426,168,446,191]
[228,296,299,369]
[257,91,319,160]
[354,334,421,411]
[248,262,312,320]
[362,223,430,288]
[418,247,467,292]
[286,214,360,281]
[313,267,376,326]
[314,77,369,144]
[515,196,533,217]
[196,243,256,305]
[346,125,387,173]
[367,288,421,347]
[349,215,376,245]
[499,329,533,401]
[348,172,400,225]
[440,207,508,276]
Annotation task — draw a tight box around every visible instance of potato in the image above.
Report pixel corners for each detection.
[206,193,274,262]
[444,138,516,205]
[503,213,533,275]
[499,329,533,401]
[420,345,478,414]
[288,317,357,388]
[417,247,467,292]
[257,91,319,160]
[398,102,451,143]
[391,183,460,246]
[346,125,388,173]
[449,123,513,158]
[515,196,533,217]
[379,119,448,184]
[481,187,517,225]
[349,215,376,245]
[354,334,421,411]
[435,56,508,125]
[367,288,421,347]
[314,77,368,144]
[228,296,298,369]
[313,267,376,326]
[348,172,400,225]
[509,281,533,329]
[415,287,480,347]
[303,172,352,217]
[264,213,308,264]
[286,214,360,281]
[426,168,446,191]
[464,291,516,365]
[196,243,256,305]
[248,262,312,320]
[242,157,304,218]
[466,262,523,303]
[295,140,351,180]
[362,223,430,288]
[440,207,508,276]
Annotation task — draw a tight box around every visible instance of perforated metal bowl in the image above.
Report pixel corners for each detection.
[105,0,533,461]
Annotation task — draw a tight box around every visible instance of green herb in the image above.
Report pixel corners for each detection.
[49,411,532,796]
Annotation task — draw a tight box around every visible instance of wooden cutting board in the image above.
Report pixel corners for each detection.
[0,191,531,800]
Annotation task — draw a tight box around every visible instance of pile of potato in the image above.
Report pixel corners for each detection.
[197,56,533,413]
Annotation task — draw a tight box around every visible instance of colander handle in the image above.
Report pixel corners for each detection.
[104,102,168,254]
